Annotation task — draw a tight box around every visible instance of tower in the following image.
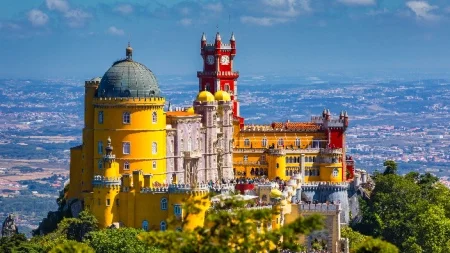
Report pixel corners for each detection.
[198,32,240,118]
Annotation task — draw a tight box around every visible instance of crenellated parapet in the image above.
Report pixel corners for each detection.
[85,80,100,87]
[300,202,341,213]
[92,96,165,108]
[302,182,349,192]
[92,175,121,187]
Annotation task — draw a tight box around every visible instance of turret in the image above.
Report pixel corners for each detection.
[343,111,349,127]
[230,32,236,55]
[215,32,221,49]
[339,111,344,120]
[325,109,331,121]
[201,32,206,48]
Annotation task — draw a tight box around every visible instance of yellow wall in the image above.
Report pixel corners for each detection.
[93,97,167,182]
[68,146,82,199]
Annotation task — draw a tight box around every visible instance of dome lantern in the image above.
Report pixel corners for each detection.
[126,42,133,61]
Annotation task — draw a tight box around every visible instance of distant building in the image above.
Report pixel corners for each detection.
[66,33,364,253]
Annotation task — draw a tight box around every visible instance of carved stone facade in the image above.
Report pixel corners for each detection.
[165,97,233,185]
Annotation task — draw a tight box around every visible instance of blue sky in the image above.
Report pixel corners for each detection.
[1,0,450,79]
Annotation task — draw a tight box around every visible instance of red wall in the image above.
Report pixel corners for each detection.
[329,129,343,149]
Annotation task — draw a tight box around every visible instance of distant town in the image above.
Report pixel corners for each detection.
[0,75,449,233]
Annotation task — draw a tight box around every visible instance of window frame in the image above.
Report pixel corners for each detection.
[161,198,168,210]
[244,138,250,147]
[243,155,248,162]
[97,141,103,155]
[123,111,131,124]
[152,161,157,170]
[124,161,130,170]
[123,142,131,155]
[160,221,167,231]
[332,168,339,177]
[98,111,104,124]
[262,138,267,147]
[142,220,149,231]
[174,204,182,217]
[152,142,157,154]
[278,138,284,146]
[97,160,103,169]
[152,111,157,124]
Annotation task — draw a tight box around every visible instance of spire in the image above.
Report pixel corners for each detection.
[105,136,113,154]
[201,32,206,41]
[126,42,133,61]
[230,32,235,41]
[168,101,173,112]
[215,32,221,41]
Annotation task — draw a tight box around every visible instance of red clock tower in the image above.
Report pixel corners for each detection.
[197,32,242,124]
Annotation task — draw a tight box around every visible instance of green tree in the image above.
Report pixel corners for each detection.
[49,241,94,253]
[85,228,162,253]
[355,170,450,253]
[140,195,324,253]
[0,234,28,253]
[382,160,397,175]
[354,237,399,253]
[66,210,99,242]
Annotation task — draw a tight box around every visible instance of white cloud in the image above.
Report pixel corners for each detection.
[45,0,91,27]
[337,0,376,6]
[46,0,69,13]
[114,4,133,15]
[240,16,289,26]
[107,26,125,36]
[204,3,223,13]
[406,1,440,21]
[179,18,192,26]
[27,9,49,27]
[263,0,311,17]
[367,8,389,16]
[0,22,21,31]
[64,9,91,28]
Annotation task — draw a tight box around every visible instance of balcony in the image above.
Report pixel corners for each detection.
[183,150,202,159]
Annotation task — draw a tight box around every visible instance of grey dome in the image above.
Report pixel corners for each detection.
[97,58,161,98]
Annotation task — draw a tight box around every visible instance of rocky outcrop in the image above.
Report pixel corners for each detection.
[1,214,18,237]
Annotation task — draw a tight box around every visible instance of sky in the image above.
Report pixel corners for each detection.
[1,0,450,79]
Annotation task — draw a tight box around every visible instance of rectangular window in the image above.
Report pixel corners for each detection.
[106,199,110,206]
[97,141,103,154]
[244,139,250,147]
[98,111,104,124]
[124,162,130,170]
[123,142,130,154]
[243,155,248,162]
[123,112,131,124]
[152,161,157,170]
[262,138,267,147]
[174,205,182,216]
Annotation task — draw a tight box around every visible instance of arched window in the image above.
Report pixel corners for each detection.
[152,142,157,154]
[152,161,157,170]
[295,138,301,147]
[312,157,316,162]
[262,138,267,147]
[224,84,230,92]
[244,138,250,147]
[160,221,167,231]
[332,168,339,178]
[278,138,284,146]
[97,160,103,169]
[124,161,130,170]
[142,220,149,231]
[123,112,131,124]
[152,111,157,124]
[97,141,103,154]
[160,198,168,210]
[123,142,130,154]
[98,111,104,124]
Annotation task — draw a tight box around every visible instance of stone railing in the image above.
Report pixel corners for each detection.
[183,150,202,159]
[300,202,341,212]
[233,161,268,166]
[320,148,343,155]
[92,175,121,186]
[265,149,285,156]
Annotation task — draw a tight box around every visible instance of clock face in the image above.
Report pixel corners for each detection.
[220,55,230,65]
[206,55,215,65]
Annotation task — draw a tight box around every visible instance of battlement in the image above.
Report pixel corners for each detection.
[140,183,236,194]
[92,175,121,186]
[233,161,268,166]
[197,71,239,78]
[93,96,165,103]
[302,182,349,191]
[85,80,100,86]
[300,202,341,213]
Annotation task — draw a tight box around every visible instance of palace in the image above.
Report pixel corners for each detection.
[67,32,366,252]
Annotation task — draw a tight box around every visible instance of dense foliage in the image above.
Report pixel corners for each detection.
[353,160,450,253]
